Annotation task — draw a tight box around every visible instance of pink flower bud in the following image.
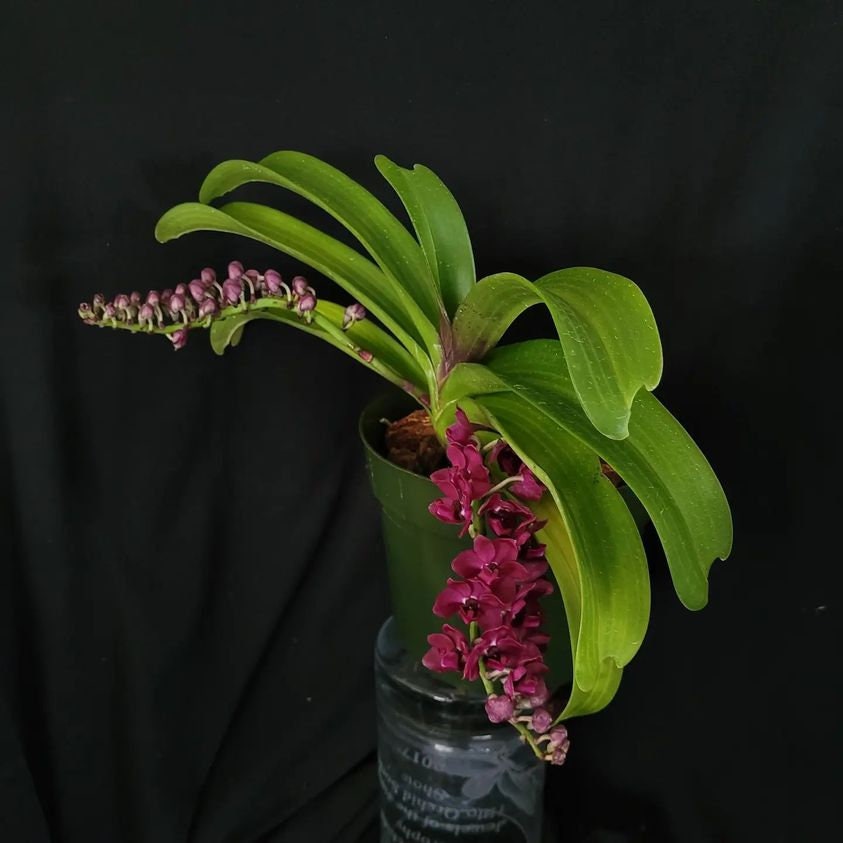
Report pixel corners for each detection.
[138,303,155,324]
[92,293,105,310]
[189,279,208,303]
[222,278,243,305]
[169,293,185,313]
[175,283,189,298]
[530,708,553,734]
[168,329,189,350]
[484,694,515,724]
[146,290,160,306]
[263,269,283,294]
[291,276,310,296]
[161,289,173,305]
[130,291,142,306]
[103,304,117,319]
[550,744,569,765]
[77,303,92,320]
[198,298,218,318]
[297,293,316,314]
[357,349,374,363]
[547,725,568,749]
[228,260,244,279]
[114,294,130,310]
[200,267,216,284]
[342,302,366,329]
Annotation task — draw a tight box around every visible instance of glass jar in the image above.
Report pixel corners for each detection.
[375,617,545,843]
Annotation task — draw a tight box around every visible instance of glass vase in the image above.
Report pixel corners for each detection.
[375,616,545,843]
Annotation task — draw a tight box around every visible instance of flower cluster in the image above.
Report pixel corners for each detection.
[423,409,570,765]
[78,260,367,351]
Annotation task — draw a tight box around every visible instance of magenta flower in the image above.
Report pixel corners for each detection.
[464,625,527,681]
[489,441,522,476]
[446,408,479,446]
[510,465,545,501]
[447,443,491,498]
[479,493,542,542]
[421,624,468,673]
[485,694,515,724]
[432,578,504,627]
[451,535,528,586]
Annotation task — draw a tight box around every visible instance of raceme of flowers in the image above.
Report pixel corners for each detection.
[77,261,367,350]
[423,409,570,765]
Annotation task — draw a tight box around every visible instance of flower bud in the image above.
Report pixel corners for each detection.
[547,725,568,749]
[549,745,569,765]
[263,269,283,294]
[297,293,316,314]
[161,289,173,305]
[114,293,130,310]
[530,708,553,734]
[169,293,185,313]
[92,293,105,311]
[146,290,160,306]
[77,303,92,320]
[138,303,155,324]
[291,275,310,297]
[168,328,189,350]
[175,283,189,298]
[198,298,218,318]
[189,279,208,303]
[103,304,117,319]
[200,267,216,284]
[222,277,243,305]
[130,291,142,306]
[342,302,366,329]
[228,260,244,279]
[484,694,515,724]
[357,348,374,363]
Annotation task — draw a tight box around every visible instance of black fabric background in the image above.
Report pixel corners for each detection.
[1,1,841,841]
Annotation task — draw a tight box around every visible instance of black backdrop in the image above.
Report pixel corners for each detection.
[1,1,841,841]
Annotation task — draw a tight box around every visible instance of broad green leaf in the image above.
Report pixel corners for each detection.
[533,496,623,719]
[375,155,475,318]
[534,268,662,440]
[451,269,663,439]
[208,299,426,387]
[470,391,649,716]
[441,340,733,609]
[198,152,443,328]
[154,201,435,384]
[451,272,542,361]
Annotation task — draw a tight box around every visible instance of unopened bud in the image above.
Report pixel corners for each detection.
[200,267,216,284]
[168,328,189,350]
[114,294,130,310]
[297,293,316,314]
[228,260,244,279]
[342,302,367,329]
[198,298,218,318]
[189,279,208,303]
[291,276,310,297]
[222,277,243,305]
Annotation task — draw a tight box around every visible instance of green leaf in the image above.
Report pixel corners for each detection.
[441,340,733,610]
[451,272,542,360]
[534,268,662,440]
[198,152,443,327]
[468,391,649,719]
[375,155,475,318]
[154,201,436,383]
[451,268,663,439]
[207,299,426,387]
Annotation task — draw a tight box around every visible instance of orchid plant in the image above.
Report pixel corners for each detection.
[79,151,733,764]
